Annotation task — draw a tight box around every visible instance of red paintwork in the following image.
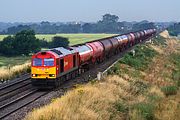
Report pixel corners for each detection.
[71,46,93,65]
[86,41,104,62]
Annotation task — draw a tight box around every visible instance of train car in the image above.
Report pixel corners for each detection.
[86,41,104,63]
[109,37,119,54]
[99,39,113,57]
[126,33,135,47]
[71,45,93,65]
[132,32,140,44]
[139,31,145,41]
[31,47,79,87]
[116,35,129,51]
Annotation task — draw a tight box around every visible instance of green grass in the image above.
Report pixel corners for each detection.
[0,35,8,41]
[153,35,167,46]
[120,45,157,70]
[36,33,116,45]
[161,86,178,96]
[131,102,155,120]
[0,56,30,67]
[0,34,115,45]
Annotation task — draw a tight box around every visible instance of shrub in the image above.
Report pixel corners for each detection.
[107,63,120,75]
[153,36,167,46]
[120,45,157,70]
[161,86,178,96]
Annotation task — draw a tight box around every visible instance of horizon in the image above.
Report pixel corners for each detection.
[0,0,180,23]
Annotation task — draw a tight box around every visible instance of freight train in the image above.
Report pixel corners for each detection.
[31,29,156,88]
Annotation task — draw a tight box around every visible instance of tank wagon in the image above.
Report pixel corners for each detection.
[31,29,157,88]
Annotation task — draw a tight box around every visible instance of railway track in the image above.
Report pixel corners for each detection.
[0,88,48,119]
[0,74,30,91]
[0,36,155,120]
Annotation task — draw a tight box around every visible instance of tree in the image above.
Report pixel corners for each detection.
[168,23,180,36]
[6,25,31,34]
[13,30,40,55]
[96,14,120,33]
[0,36,15,55]
[102,14,119,23]
[132,22,155,31]
[50,36,69,48]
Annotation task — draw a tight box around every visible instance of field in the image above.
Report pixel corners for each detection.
[0,56,30,67]
[0,34,116,45]
[0,35,8,40]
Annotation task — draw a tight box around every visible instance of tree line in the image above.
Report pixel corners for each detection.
[0,14,156,34]
[168,22,180,36]
[0,30,69,56]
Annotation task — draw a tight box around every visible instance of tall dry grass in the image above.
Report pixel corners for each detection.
[25,75,138,120]
[0,62,30,82]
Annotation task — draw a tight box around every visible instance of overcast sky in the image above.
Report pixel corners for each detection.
[0,0,179,22]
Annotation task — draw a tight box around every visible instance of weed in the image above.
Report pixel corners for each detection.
[131,103,155,120]
[115,102,128,113]
[148,94,162,102]
[161,86,178,96]
[107,63,120,75]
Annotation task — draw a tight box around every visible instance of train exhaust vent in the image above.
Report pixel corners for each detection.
[41,52,47,55]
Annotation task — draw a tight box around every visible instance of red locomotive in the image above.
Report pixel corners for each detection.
[31,29,157,87]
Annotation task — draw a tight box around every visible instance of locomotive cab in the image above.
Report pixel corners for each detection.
[31,51,57,79]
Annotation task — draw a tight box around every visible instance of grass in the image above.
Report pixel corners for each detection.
[0,55,30,67]
[0,35,8,41]
[107,44,157,76]
[161,86,178,96]
[0,34,116,45]
[170,53,180,84]
[152,35,167,46]
[37,33,116,45]
[25,75,133,120]
[0,62,30,82]
[130,102,155,120]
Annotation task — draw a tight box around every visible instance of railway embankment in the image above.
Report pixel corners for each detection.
[25,31,180,120]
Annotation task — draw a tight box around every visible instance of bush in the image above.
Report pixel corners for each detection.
[153,36,167,46]
[161,86,178,96]
[132,103,154,120]
[120,45,157,70]
[107,63,120,75]
[39,39,49,48]
[50,36,69,48]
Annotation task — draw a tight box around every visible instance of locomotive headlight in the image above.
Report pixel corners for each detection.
[49,74,55,77]
[32,74,36,77]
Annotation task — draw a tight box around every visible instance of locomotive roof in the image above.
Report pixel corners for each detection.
[50,47,77,57]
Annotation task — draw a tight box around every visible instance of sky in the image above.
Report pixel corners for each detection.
[0,0,179,22]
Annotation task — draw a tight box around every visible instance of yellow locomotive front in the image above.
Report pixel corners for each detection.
[31,51,58,87]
